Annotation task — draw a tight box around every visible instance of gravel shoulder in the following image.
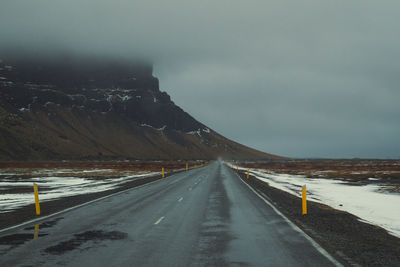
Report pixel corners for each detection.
[236,169,400,267]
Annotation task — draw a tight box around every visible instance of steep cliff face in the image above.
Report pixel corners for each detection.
[0,57,282,160]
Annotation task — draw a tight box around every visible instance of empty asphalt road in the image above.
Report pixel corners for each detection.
[0,162,339,266]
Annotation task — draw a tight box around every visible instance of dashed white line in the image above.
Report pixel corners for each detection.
[0,175,165,234]
[178,197,183,202]
[188,187,192,191]
[154,216,165,225]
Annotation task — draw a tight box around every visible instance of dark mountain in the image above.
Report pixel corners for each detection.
[0,56,283,160]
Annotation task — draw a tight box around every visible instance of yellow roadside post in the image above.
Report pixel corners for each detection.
[236,166,238,172]
[186,163,188,171]
[162,168,165,178]
[33,183,40,215]
[246,169,250,179]
[302,185,307,215]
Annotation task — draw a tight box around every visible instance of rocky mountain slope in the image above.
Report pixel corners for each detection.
[0,56,282,160]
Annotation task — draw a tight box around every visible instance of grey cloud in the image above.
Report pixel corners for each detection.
[1,0,399,158]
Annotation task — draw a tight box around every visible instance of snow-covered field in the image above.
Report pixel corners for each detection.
[0,170,160,213]
[230,164,400,238]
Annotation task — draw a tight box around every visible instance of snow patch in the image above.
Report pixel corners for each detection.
[140,124,167,131]
[44,101,54,107]
[187,129,201,137]
[239,166,400,238]
[0,172,160,213]
[187,128,210,136]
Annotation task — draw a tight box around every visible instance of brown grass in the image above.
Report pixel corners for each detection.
[0,161,207,178]
[242,159,400,182]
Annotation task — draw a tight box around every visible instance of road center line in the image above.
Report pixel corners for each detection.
[178,197,183,202]
[154,216,165,225]
[188,187,192,191]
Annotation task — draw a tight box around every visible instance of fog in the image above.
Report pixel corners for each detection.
[1,0,399,158]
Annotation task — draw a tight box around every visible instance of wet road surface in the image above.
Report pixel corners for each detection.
[0,162,339,266]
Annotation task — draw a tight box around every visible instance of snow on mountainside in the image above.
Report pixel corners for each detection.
[0,57,282,160]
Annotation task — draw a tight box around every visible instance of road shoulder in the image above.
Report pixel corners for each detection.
[233,168,400,266]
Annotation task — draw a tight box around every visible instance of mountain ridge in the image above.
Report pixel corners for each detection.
[0,57,283,160]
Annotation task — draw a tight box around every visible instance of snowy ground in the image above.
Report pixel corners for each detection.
[229,163,400,238]
[0,170,160,213]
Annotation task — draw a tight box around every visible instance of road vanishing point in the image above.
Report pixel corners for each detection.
[0,162,340,266]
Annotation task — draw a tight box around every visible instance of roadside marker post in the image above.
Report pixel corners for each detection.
[162,168,165,178]
[236,166,238,172]
[186,163,188,171]
[33,183,41,215]
[302,185,307,215]
[247,169,250,179]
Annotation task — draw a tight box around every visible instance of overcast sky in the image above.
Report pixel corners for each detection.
[1,0,399,158]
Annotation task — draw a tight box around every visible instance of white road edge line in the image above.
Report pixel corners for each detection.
[178,197,183,202]
[0,174,167,234]
[154,216,165,225]
[232,167,343,267]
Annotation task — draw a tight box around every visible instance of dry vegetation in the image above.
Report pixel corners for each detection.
[242,159,400,181]
[0,161,206,179]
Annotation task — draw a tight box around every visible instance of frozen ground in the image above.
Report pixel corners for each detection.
[229,163,400,238]
[0,170,160,213]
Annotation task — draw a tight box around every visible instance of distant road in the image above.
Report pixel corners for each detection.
[0,162,339,266]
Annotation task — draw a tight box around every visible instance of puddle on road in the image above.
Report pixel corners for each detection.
[0,233,33,246]
[0,217,126,257]
[33,224,39,239]
[44,230,128,255]
[24,217,64,230]
[0,217,63,254]
[0,230,49,255]
[0,230,49,248]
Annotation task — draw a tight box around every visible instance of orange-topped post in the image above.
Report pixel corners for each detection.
[302,185,307,215]
[33,183,40,215]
